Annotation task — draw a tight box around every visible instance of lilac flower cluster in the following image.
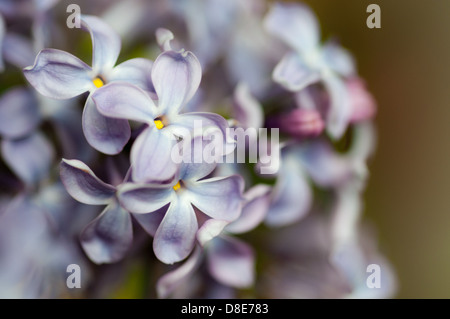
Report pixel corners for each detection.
[0,0,395,298]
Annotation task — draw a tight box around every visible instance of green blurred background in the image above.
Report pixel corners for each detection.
[301,0,450,298]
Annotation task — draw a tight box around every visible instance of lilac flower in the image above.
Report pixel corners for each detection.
[157,184,271,298]
[265,2,355,139]
[23,15,154,154]
[92,44,234,183]
[117,154,245,265]
[0,13,4,71]
[60,159,133,264]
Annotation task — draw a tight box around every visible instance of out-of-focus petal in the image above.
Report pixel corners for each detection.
[23,49,93,99]
[81,15,121,74]
[157,245,202,298]
[117,183,174,214]
[322,41,356,78]
[82,96,131,155]
[130,126,178,183]
[2,33,36,69]
[1,132,54,185]
[226,184,271,234]
[322,74,352,139]
[197,219,229,247]
[155,28,174,52]
[108,58,156,96]
[266,156,312,227]
[92,82,157,123]
[80,202,133,264]
[233,82,264,130]
[264,2,320,54]
[0,14,5,71]
[273,52,321,92]
[153,196,198,264]
[132,205,167,237]
[60,159,116,205]
[152,50,202,115]
[347,78,377,123]
[185,175,244,222]
[207,235,255,288]
[0,87,40,139]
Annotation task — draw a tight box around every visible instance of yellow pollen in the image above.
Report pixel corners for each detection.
[173,182,181,191]
[93,77,104,88]
[154,119,164,130]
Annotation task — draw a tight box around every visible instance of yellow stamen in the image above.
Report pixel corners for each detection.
[173,181,181,191]
[93,77,104,88]
[154,119,164,130]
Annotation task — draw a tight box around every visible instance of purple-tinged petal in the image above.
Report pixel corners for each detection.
[264,2,320,54]
[81,15,121,74]
[156,28,174,52]
[152,50,201,115]
[347,78,377,123]
[1,132,54,185]
[80,202,132,264]
[117,183,174,214]
[225,184,271,234]
[23,49,93,99]
[322,75,352,139]
[108,58,156,96]
[299,140,351,187]
[185,175,244,222]
[277,108,325,139]
[82,96,131,155]
[60,159,116,205]
[266,157,312,227]
[0,87,40,139]
[233,82,263,130]
[273,52,321,92]
[92,82,156,123]
[132,205,167,237]
[157,245,202,298]
[207,235,255,288]
[153,196,198,264]
[3,33,36,69]
[130,126,178,183]
[0,14,5,71]
[322,41,356,78]
[197,219,229,247]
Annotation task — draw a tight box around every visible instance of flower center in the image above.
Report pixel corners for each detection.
[154,119,164,130]
[93,77,105,88]
[173,181,181,191]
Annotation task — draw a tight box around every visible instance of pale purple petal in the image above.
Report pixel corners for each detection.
[3,33,36,69]
[155,28,174,52]
[0,14,5,71]
[197,219,229,247]
[60,159,116,205]
[1,132,54,185]
[82,96,131,155]
[91,82,156,123]
[81,15,121,74]
[153,197,198,264]
[207,235,255,288]
[322,41,356,78]
[157,246,202,298]
[225,184,271,234]
[233,82,264,130]
[185,175,244,222]
[108,58,155,96]
[264,2,320,54]
[80,202,133,264]
[273,52,321,92]
[130,126,178,183]
[23,49,93,99]
[132,205,167,237]
[117,183,174,214]
[322,75,352,139]
[0,87,40,139]
[152,50,201,115]
[299,140,351,187]
[266,157,312,227]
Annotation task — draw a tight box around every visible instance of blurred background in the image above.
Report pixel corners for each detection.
[303,0,450,298]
